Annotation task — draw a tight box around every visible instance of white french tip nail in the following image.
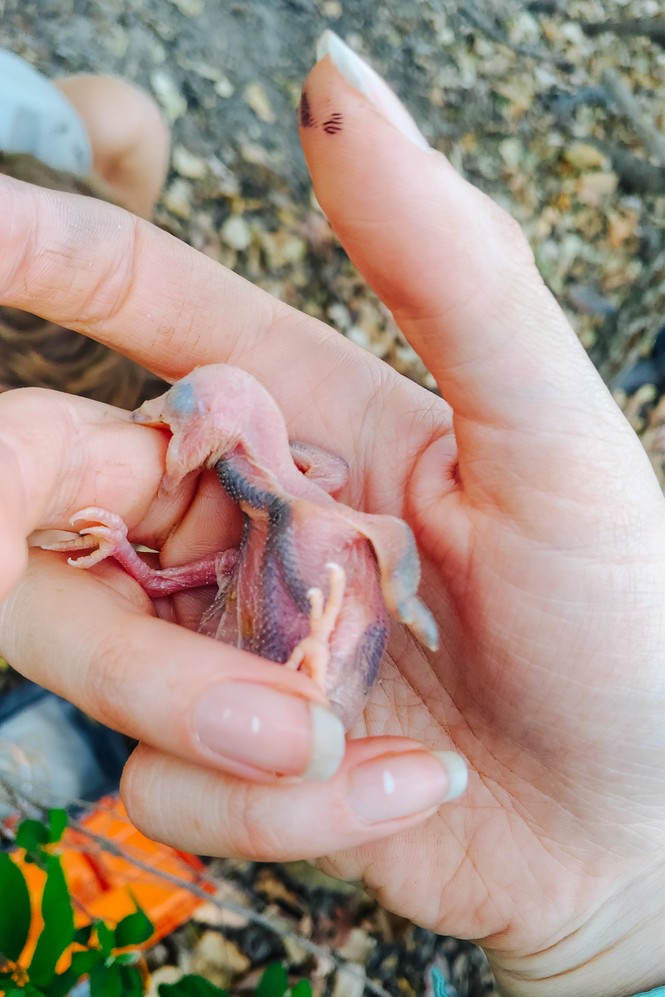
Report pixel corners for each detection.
[434,751,469,801]
[304,702,346,781]
[316,29,370,96]
[315,29,430,150]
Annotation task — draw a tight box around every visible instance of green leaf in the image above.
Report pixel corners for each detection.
[47,810,68,845]
[290,982,312,997]
[118,964,144,997]
[15,819,50,854]
[42,969,79,997]
[113,951,140,966]
[0,852,32,962]
[257,963,288,997]
[68,948,104,977]
[12,982,47,997]
[113,905,153,948]
[73,924,94,947]
[94,921,115,958]
[157,975,229,996]
[28,856,74,988]
[89,962,122,997]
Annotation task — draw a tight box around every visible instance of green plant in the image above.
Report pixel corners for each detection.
[157,962,312,997]
[0,811,312,997]
[0,808,152,996]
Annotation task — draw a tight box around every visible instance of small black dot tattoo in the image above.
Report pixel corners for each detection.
[322,112,343,134]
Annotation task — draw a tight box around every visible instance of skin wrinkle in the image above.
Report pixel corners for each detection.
[148,268,230,365]
[370,613,464,761]
[0,392,83,530]
[0,390,172,546]
[475,684,662,845]
[394,274,583,383]
[403,431,454,523]
[354,816,471,932]
[473,546,665,653]
[487,764,589,861]
[498,865,665,979]
[455,402,623,460]
[462,808,576,949]
[12,184,48,302]
[225,781,288,862]
[382,651,432,740]
[22,188,124,326]
[76,612,160,734]
[282,345,371,498]
[456,438,650,541]
[74,211,145,335]
[356,376,401,511]
[22,562,157,721]
[0,435,32,538]
[222,295,294,373]
[450,369,612,438]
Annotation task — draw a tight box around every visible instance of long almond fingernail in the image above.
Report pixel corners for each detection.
[193,683,345,781]
[315,29,430,150]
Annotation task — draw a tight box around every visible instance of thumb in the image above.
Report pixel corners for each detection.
[0,438,28,601]
[298,33,656,521]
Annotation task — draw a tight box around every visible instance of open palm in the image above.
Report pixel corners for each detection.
[1,56,664,997]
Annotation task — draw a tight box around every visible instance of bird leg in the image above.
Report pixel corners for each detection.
[42,506,237,597]
[284,561,346,691]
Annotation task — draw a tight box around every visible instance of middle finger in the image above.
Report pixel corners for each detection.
[1,548,346,783]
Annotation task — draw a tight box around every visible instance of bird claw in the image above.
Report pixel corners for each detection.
[42,506,128,569]
[285,562,346,691]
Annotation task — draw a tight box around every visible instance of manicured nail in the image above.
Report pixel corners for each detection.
[193,683,346,781]
[316,29,429,150]
[348,750,467,824]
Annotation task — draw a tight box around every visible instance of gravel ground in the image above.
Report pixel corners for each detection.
[0,1,663,994]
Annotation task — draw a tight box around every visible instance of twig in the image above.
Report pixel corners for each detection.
[458,3,547,61]
[546,85,610,118]
[586,137,665,196]
[580,17,665,48]
[602,68,665,166]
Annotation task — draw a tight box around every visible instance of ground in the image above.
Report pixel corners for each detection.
[0,0,664,994]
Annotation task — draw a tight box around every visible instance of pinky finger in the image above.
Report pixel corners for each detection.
[121,738,468,860]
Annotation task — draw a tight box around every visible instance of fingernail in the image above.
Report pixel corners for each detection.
[316,29,429,150]
[193,683,346,781]
[348,750,467,824]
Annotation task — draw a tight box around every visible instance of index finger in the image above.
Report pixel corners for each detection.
[0,175,439,427]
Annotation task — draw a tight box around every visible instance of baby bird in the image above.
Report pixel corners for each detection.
[47,364,438,727]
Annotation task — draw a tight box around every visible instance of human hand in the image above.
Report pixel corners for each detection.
[1,39,664,997]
